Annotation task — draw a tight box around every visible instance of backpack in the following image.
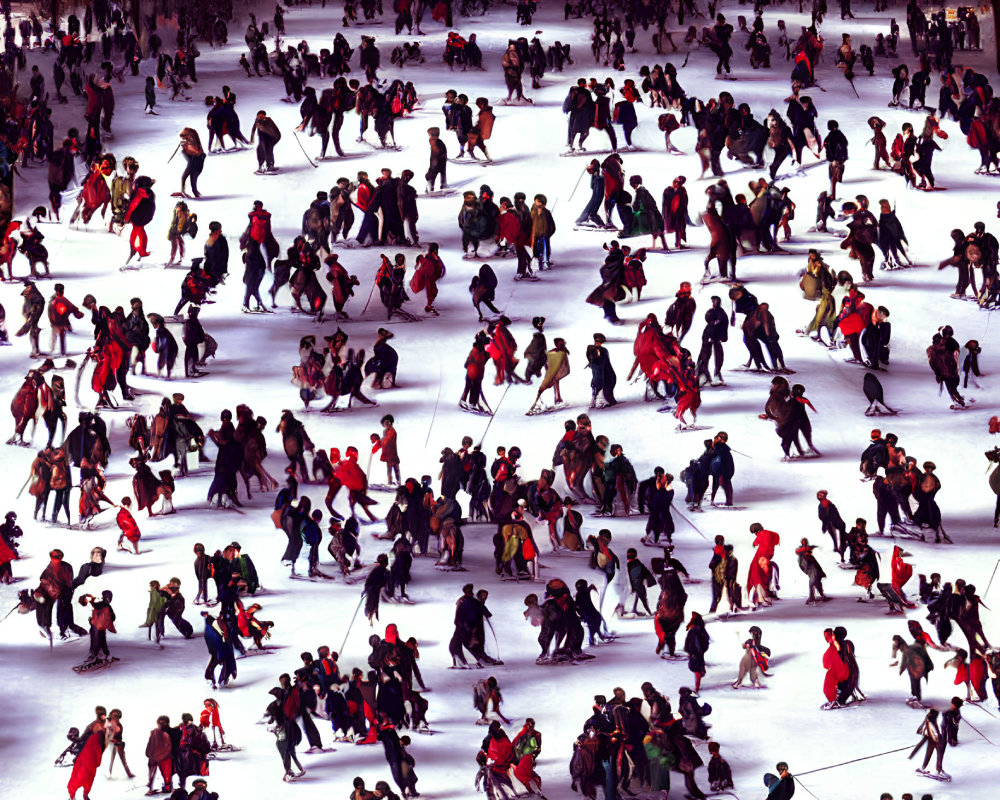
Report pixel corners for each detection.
[302,521,321,546]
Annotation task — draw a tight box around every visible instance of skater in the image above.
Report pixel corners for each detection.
[576,160,606,228]
[796,538,827,604]
[67,707,107,800]
[426,128,447,192]
[684,612,710,692]
[104,709,135,779]
[116,497,141,554]
[80,590,116,664]
[732,629,768,689]
[643,471,675,546]
[624,548,655,616]
[250,110,282,174]
[144,716,175,795]
[909,708,949,781]
[816,490,847,561]
[664,282,696,342]
[586,333,617,408]
[377,414,400,486]
[527,338,570,415]
[179,127,206,198]
[530,194,556,272]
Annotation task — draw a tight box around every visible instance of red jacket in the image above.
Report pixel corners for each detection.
[248,209,272,243]
[465,347,487,380]
[497,210,526,246]
[116,508,141,542]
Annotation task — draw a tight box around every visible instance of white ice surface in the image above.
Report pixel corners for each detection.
[0,4,998,800]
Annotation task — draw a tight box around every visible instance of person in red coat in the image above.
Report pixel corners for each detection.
[410,243,445,315]
[339,445,378,521]
[497,198,531,278]
[68,707,107,800]
[748,522,780,603]
[890,545,917,608]
[376,414,400,485]
[821,628,849,707]
[116,496,142,554]
[461,332,490,413]
[0,534,17,584]
[479,722,516,794]
[200,698,226,748]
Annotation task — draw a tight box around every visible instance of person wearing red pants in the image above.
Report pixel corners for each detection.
[124,175,156,265]
[144,715,174,795]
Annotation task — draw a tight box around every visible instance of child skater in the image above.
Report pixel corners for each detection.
[200,699,226,748]
[116,497,141,555]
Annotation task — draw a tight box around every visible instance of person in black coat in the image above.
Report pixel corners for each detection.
[764,763,796,800]
[162,578,195,638]
[364,554,391,624]
[677,686,710,739]
[816,490,847,560]
[684,611,710,693]
[823,119,849,199]
[586,333,617,407]
[439,447,462,499]
[182,306,206,379]
[574,579,612,645]
[365,328,399,388]
[859,430,889,478]
[861,306,891,370]
[206,410,243,508]
[625,548,655,615]
[400,170,419,246]
[643,472,675,545]
[203,222,229,285]
[696,295,728,386]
